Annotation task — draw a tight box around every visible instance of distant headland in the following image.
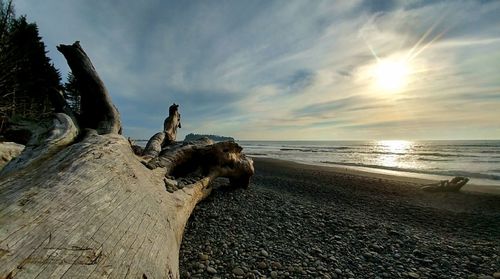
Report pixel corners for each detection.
[184,133,235,142]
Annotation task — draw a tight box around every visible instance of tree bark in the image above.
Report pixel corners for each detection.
[0,42,253,278]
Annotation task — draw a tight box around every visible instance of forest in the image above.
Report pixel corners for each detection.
[0,0,79,141]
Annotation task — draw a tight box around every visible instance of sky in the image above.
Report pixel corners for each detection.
[14,0,500,140]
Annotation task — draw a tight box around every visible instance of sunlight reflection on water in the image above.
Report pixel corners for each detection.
[239,140,500,186]
[374,140,415,168]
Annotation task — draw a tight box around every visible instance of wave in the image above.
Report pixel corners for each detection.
[280,148,319,152]
[471,160,500,163]
[247,153,269,156]
[280,146,351,150]
[279,147,351,152]
[319,161,500,181]
[418,158,452,162]
[426,143,500,148]
[278,148,480,158]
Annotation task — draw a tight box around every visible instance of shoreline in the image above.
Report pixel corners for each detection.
[249,157,500,196]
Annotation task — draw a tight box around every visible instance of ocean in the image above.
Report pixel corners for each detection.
[238,140,500,187]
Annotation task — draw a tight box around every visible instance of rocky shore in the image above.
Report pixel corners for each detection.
[180,158,500,279]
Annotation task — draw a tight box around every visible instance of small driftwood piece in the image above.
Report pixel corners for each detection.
[420,176,470,192]
[0,41,254,278]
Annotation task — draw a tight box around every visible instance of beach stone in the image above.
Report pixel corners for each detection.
[206,266,217,274]
[370,244,384,252]
[270,271,278,278]
[407,272,420,278]
[493,272,500,279]
[199,253,209,261]
[271,261,282,269]
[232,267,245,276]
[197,263,205,269]
[470,255,482,262]
[478,276,494,279]
[178,157,500,279]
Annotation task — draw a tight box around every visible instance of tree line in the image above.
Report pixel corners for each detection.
[0,0,79,135]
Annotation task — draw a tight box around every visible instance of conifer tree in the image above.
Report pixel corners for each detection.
[0,1,61,118]
[63,72,81,114]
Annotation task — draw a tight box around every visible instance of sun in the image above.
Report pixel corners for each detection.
[373,58,411,92]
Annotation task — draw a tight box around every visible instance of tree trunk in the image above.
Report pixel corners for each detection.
[0,42,253,279]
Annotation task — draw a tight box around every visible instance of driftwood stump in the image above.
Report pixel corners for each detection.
[141,103,182,159]
[420,176,469,192]
[0,41,254,278]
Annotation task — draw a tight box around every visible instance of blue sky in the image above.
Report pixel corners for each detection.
[15,0,500,140]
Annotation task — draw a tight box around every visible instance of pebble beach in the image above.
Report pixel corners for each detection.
[180,158,500,279]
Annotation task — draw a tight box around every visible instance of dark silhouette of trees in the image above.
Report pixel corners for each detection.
[0,0,61,123]
[0,0,14,42]
[63,72,81,114]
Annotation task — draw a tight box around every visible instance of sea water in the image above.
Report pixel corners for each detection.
[238,140,500,187]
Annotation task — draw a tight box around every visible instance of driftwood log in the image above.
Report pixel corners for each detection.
[0,41,254,278]
[420,176,469,192]
[141,103,181,159]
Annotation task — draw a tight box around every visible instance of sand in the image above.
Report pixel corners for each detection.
[180,157,500,278]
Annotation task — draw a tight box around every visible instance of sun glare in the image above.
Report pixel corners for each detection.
[378,140,412,153]
[376,140,413,168]
[373,59,411,92]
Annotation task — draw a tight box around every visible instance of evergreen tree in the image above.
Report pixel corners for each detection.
[7,16,61,96]
[64,72,81,114]
[0,2,61,118]
[0,0,15,95]
[0,0,14,42]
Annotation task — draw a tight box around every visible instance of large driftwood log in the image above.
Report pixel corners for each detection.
[0,42,253,278]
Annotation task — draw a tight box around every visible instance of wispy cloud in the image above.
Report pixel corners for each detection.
[14,0,500,140]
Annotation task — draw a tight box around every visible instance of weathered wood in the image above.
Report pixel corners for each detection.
[145,138,254,188]
[142,103,182,159]
[0,113,78,176]
[142,132,166,159]
[56,42,121,135]
[0,41,254,278]
[420,176,469,192]
[0,142,24,170]
[163,103,181,145]
[0,134,207,278]
[0,134,252,278]
[128,137,144,156]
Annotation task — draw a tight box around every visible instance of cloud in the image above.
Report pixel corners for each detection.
[13,0,500,140]
[293,95,372,118]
